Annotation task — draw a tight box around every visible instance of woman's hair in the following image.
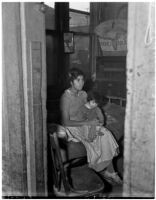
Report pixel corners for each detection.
[87,91,102,105]
[68,68,85,83]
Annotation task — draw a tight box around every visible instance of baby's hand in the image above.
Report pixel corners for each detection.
[88,132,97,142]
[84,137,96,143]
[87,135,97,142]
[97,131,104,136]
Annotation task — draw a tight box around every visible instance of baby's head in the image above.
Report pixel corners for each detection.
[87,91,102,109]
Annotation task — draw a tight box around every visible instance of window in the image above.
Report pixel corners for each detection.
[70,11,90,33]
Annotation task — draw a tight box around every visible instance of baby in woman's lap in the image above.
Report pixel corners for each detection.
[76,90,106,142]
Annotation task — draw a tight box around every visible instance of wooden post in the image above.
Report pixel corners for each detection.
[123,2,155,197]
[55,3,70,90]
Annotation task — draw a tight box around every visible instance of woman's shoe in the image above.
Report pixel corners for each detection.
[100,171,123,185]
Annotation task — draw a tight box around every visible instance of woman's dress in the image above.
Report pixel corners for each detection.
[60,89,119,172]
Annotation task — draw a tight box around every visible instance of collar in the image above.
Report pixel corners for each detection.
[67,89,80,97]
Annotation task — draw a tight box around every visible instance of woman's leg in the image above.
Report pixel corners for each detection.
[106,161,115,173]
[100,161,123,185]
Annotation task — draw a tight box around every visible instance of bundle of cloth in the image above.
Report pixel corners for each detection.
[103,102,125,144]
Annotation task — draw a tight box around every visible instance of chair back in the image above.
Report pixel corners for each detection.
[48,123,87,160]
[49,131,71,194]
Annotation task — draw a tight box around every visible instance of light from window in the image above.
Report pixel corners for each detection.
[70,2,90,12]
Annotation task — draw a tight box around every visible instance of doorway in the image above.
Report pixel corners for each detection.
[45,2,127,197]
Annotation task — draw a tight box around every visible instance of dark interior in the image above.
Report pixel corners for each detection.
[45,2,127,197]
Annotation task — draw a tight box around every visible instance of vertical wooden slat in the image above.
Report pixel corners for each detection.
[2,2,28,196]
[20,3,37,196]
[24,3,47,196]
[31,41,44,195]
[90,3,98,76]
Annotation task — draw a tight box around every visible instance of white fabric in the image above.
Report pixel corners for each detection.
[64,125,119,171]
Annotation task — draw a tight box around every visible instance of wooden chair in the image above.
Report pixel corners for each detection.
[48,124,105,197]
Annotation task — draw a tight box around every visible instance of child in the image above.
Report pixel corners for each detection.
[76,91,105,142]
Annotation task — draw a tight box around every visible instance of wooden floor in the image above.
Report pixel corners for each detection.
[48,163,123,198]
[105,184,123,198]
[96,173,123,198]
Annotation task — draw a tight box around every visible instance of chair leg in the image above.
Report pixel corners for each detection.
[50,141,59,188]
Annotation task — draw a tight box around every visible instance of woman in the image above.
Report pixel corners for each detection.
[60,67,122,184]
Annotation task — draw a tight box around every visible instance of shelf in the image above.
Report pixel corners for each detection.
[96,78,125,82]
[96,56,126,62]
[97,68,125,72]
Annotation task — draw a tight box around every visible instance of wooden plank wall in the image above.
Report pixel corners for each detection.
[2,3,27,196]
[123,2,155,197]
[21,3,47,196]
[2,2,47,197]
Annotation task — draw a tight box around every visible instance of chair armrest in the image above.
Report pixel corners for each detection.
[63,157,87,169]
[48,123,68,139]
[48,123,87,162]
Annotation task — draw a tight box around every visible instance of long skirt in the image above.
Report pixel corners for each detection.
[64,125,119,172]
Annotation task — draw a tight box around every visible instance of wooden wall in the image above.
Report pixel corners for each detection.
[2,2,47,197]
[2,3,27,196]
[123,2,155,197]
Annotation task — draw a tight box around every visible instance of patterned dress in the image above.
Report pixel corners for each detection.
[60,89,119,172]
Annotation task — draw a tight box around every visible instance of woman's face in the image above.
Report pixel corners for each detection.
[71,75,84,91]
